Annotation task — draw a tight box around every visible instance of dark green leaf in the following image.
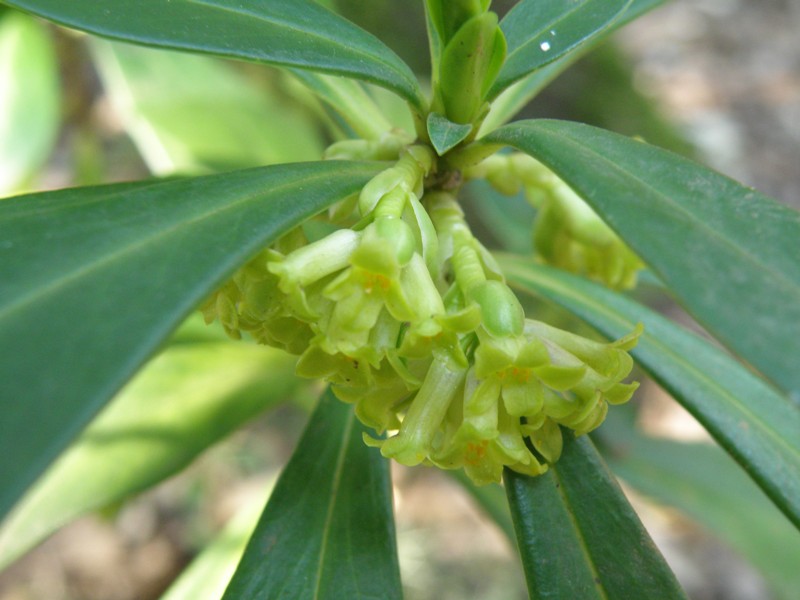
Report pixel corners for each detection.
[489,0,630,99]
[223,390,401,600]
[0,11,59,195]
[597,416,800,600]
[0,160,379,520]
[487,120,800,398]
[4,0,426,111]
[0,342,302,568]
[427,112,473,155]
[505,432,686,599]
[501,257,800,529]
[482,0,668,132]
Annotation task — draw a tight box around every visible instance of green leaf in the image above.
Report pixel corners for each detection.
[482,0,667,132]
[489,0,631,99]
[0,11,59,195]
[223,390,401,599]
[597,417,800,600]
[505,432,686,599]
[501,258,800,529]
[0,160,380,520]
[289,70,393,141]
[426,112,473,155]
[0,341,301,568]
[91,40,324,174]
[4,0,426,111]
[486,120,800,398]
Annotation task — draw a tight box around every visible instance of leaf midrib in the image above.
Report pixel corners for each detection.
[550,466,610,600]
[313,410,356,600]
[0,168,356,323]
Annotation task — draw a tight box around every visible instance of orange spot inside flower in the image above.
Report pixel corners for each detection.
[498,367,531,384]
[361,272,391,294]
[465,440,489,465]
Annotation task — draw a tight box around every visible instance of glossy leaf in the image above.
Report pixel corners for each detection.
[501,257,800,528]
[4,0,426,111]
[427,112,473,155]
[489,0,630,99]
[487,120,800,398]
[223,390,401,599]
[505,432,686,599]
[0,341,301,568]
[598,417,800,600]
[0,160,380,520]
[0,11,59,195]
[92,40,323,174]
[482,0,667,132]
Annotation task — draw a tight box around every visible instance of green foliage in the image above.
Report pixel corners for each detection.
[0,0,798,598]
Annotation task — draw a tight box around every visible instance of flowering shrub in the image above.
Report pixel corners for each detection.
[1,1,798,598]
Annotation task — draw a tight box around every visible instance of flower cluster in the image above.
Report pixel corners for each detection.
[202,146,641,485]
[468,153,644,289]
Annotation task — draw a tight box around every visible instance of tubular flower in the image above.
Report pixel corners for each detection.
[466,152,644,289]
[202,145,643,486]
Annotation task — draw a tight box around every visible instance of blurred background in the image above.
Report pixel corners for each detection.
[1,0,798,598]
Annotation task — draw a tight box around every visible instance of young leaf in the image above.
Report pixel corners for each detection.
[91,40,324,174]
[427,112,473,155]
[501,258,800,529]
[0,11,59,195]
[3,0,426,111]
[598,418,800,600]
[222,390,401,600]
[505,432,686,599]
[486,120,800,399]
[0,160,380,520]
[0,342,302,569]
[489,0,631,99]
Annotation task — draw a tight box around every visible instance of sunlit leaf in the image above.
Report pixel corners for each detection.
[0,11,59,195]
[0,342,303,568]
[160,483,272,600]
[92,40,324,174]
